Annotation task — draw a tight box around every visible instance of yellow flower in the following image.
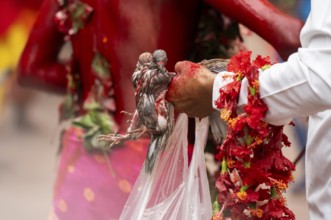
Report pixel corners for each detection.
[255,137,263,145]
[270,178,287,191]
[236,72,244,81]
[250,208,263,218]
[212,212,224,220]
[220,109,231,121]
[227,159,235,168]
[236,191,247,200]
[229,118,238,128]
[252,80,260,90]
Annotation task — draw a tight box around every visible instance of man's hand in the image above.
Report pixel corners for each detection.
[166,61,216,118]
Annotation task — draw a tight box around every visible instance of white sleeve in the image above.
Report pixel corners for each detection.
[213,0,331,126]
[258,0,331,125]
[247,53,331,125]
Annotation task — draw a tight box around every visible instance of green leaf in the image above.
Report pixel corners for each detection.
[92,52,110,79]
[270,186,278,199]
[83,98,102,111]
[84,125,100,138]
[249,86,256,96]
[240,185,249,192]
[246,135,254,145]
[73,114,95,128]
[244,162,251,168]
[83,127,106,151]
[212,199,220,214]
[69,1,93,34]
[221,158,228,174]
[261,64,271,71]
[100,116,115,133]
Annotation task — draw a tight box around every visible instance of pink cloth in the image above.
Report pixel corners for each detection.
[49,126,148,220]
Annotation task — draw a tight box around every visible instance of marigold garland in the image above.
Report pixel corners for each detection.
[212,51,295,220]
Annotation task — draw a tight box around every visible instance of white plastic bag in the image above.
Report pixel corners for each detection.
[119,114,212,220]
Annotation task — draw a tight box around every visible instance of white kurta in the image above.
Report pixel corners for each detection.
[213,1,331,219]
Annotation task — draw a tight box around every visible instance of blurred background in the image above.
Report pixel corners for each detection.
[0,0,310,219]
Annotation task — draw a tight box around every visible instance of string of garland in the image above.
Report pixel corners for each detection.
[212,51,295,220]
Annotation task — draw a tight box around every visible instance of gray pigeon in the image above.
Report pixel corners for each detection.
[98,50,175,173]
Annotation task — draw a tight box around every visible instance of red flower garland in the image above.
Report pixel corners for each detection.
[212,51,295,220]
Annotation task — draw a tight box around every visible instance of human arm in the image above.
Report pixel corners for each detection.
[169,49,331,124]
[175,1,331,125]
[203,0,304,60]
[167,0,304,117]
[236,0,331,125]
[17,0,67,94]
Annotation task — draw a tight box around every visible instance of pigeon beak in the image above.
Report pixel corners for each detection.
[158,61,165,66]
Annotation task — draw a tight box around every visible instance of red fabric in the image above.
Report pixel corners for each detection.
[0,1,20,34]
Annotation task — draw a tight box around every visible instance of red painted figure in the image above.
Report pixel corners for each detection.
[17,0,303,219]
[18,0,303,127]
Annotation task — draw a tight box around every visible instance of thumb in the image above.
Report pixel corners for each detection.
[174,61,186,75]
[174,60,200,75]
[175,61,204,78]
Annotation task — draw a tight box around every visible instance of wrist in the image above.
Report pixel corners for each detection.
[212,71,235,110]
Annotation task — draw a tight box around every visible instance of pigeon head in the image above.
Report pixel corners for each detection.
[152,49,168,67]
[138,52,153,65]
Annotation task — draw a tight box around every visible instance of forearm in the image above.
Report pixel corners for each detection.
[204,0,303,60]
[242,54,331,125]
[213,52,331,126]
[17,0,67,94]
[241,0,331,125]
